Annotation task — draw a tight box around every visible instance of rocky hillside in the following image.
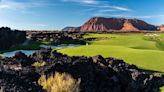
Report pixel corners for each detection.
[28,31,85,44]
[0,27,26,50]
[80,17,157,31]
[0,49,163,92]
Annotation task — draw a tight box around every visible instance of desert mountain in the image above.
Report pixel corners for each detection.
[80,17,157,31]
[158,25,164,31]
[63,17,157,32]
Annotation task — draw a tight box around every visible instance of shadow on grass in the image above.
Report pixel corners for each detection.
[0,42,42,54]
[0,39,87,54]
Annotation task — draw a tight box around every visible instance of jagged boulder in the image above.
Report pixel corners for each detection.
[13,51,34,67]
[14,51,28,60]
[0,60,42,92]
[30,48,52,62]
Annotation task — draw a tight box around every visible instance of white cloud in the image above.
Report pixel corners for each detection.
[81,5,131,17]
[97,9,116,13]
[63,0,131,16]
[135,15,164,19]
[92,13,126,17]
[86,5,131,12]
[62,0,131,12]
[110,6,131,11]
[82,8,96,12]
[0,0,51,11]
[92,13,164,20]
[0,4,10,9]
[0,0,26,10]
[62,0,98,4]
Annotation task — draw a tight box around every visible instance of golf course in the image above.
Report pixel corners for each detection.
[58,33,164,73]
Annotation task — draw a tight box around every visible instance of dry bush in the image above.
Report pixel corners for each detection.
[38,72,80,92]
[32,61,46,67]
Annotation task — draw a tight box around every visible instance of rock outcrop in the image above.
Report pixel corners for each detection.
[0,27,26,50]
[121,20,139,31]
[28,31,85,44]
[65,17,157,32]
[0,49,164,92]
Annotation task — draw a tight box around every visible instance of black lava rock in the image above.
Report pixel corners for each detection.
[0,49,163,92]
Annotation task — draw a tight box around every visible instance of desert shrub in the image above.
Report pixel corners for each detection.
[143,34,161,41]
[32,61,46,67]
[0,55,3,59]
[38,72,80,92]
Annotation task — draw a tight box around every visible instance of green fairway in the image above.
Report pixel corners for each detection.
[161,86,164,92]
[58,33,164,72]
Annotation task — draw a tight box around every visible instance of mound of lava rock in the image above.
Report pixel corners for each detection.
[0,49,164,92]
[0,27,26,50]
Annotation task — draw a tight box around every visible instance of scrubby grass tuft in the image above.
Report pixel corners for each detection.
[32,62,46,67]
[38,72,80,92]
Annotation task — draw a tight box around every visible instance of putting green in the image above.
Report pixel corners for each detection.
[58,33,164,72]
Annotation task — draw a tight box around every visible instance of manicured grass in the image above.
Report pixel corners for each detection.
[41,40,86,46]
[58,33,164,72]
[161,86,164,92]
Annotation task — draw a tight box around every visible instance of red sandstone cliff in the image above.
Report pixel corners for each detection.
[158,25,164,31]
[80,17,157,31]
[121,20,139,31]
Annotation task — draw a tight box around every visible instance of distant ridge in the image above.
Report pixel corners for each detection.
[62,17,158,32]
[61,27,80,32]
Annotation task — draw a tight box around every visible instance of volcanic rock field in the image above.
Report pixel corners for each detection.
[0,49,164,92]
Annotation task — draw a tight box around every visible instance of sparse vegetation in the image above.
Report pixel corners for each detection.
[32,61,46,67]
[38,72,81,92]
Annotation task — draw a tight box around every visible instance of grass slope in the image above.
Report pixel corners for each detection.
[58,33,164,72]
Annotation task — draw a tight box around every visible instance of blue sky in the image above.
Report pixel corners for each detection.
[0,0,164,30]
